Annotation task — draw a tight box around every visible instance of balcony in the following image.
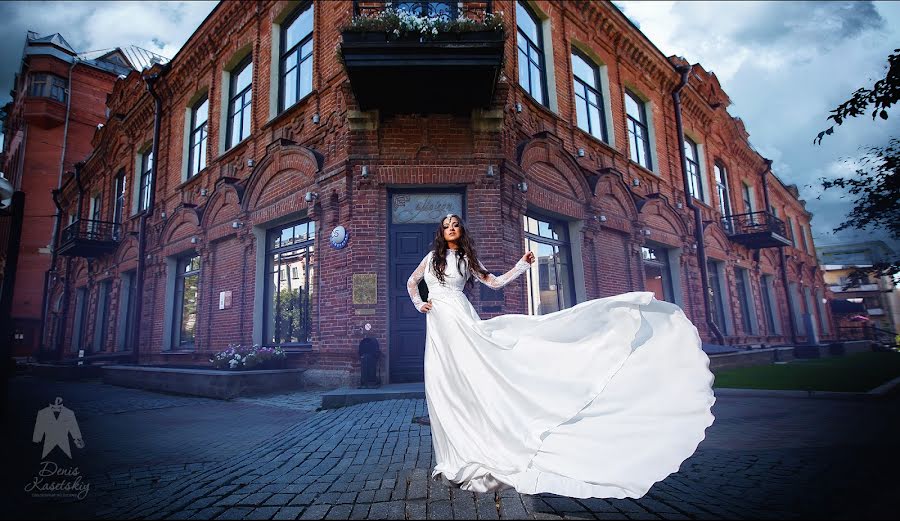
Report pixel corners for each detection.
[340,2,504,114]
[58,219,121,258]
[23,96,66,128]
[829,284,880,293]
[722,210,792,249]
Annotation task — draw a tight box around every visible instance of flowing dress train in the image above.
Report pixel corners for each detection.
[406,249,715,499]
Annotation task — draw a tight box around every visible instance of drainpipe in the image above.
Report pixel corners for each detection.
[672,63,725,345]
[132,65,167,364]
[40,58,77,359]
[44,186,67,360]
[760,159,772,213]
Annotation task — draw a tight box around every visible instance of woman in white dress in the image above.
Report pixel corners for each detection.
[406,214,715,499]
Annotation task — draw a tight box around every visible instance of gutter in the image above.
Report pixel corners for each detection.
[132,64,168,364]
[672,63,725,345]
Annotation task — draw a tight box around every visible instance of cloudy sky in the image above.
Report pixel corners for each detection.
[1,0,897,253]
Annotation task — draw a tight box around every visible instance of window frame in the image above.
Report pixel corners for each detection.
[516,1,548,106]
[625,89,653,170]
[113,169,126,239]
[571,49,608,143]
[641,244,674,303]
[734,267,753,333]
[188,96,209,178]
[684,137,704,203]
[264,219,317,348]
[173,253,201,350]
[522,212,577,315]
[279,1,315,113]
[139,150,152,212]
[226,54,253,149]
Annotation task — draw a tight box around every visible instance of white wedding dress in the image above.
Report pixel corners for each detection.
[406,249,716,499]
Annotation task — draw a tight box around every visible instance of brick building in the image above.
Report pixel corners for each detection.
[0,33,135,357]
[43,1,833,387]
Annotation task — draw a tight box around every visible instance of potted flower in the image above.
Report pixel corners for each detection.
[209,343,287,371]
[340,8,505,43]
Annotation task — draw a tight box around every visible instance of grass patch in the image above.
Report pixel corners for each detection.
[713,350,900,392]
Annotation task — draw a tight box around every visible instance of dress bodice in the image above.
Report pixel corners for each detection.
[424,250,470,295]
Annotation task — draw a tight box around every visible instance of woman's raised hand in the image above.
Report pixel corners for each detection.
[522,251,536,264]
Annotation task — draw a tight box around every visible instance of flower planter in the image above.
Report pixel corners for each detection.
[342,31,388,43]
[458,31,505,41]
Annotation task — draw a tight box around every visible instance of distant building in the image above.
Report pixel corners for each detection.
[0,32,152,357]
[817,241,899,334]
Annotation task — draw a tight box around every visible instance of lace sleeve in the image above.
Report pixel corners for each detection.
[475,257,530,290]
[407,252,431,312]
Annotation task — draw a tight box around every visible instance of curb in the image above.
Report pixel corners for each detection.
[714,375,900,401]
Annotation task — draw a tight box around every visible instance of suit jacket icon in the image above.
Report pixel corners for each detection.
[32,398,83,459]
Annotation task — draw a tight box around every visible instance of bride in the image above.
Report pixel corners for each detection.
[406,213,716,499]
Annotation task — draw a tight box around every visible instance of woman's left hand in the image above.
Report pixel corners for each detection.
[522,251,535,264]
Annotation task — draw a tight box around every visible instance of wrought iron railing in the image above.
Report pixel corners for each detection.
[60,218,123,245]
[835,326,871,341]
[722,210,788,238]
[353,1,493,21]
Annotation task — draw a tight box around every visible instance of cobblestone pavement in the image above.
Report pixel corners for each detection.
[4,375,898,520]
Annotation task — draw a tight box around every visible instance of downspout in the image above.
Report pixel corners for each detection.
[44,186,66,360]
[41,58,77,358]
[132,66,166,363]
[672,63,725,345]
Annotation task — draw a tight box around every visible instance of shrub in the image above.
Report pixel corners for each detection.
[209,344,287,370]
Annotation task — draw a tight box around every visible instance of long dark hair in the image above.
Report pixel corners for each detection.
[431,214,489,286]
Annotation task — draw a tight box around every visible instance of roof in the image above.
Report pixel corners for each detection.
[28,33,76,54]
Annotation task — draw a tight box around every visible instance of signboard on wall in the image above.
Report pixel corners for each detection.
[391,193,463,224]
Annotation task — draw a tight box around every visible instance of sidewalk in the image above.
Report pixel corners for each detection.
[5,374,899,520]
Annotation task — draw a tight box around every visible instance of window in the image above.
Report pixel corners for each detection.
[227,56,253,149]
[28,73,67,102]
[93,280,112,352]
[88,194,102,238]
[572,51,606,142]
[139,150,152,212]
[393,1,456,18]
[714,162,731,231]
[707,260,727,332]
[741,182,754,225]
[786,216,795,246]
[735,267,753,334]
[626,90,652,169]
[799,225,808,253]
[642,245,674,303]
[684,137,704,202]
[516,1,546,106]
[173,254,201,349]
[760,275,776,334]
[265,220,316,346]
[113,170,126,239]
[280,2,314,112]
[188,96,208,177]
[523,214,575,315]
[119,270,137,352]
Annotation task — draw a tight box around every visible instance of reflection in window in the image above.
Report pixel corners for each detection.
[523,214,575,315]
[642,245,674,303]
[393,1,456,18]
[707,259,726,333]
[626,90,652,169]
[188,96,208,177]
[280,2,314,112]
[266,220,316,346]
[572,51,606,142]
[28,73,67,102]
[174,254,200,349]
[715,162,731,231]
[517,1,546,106]
[139,150,152,212]
[735,267,753,333]
[227,56,253,148]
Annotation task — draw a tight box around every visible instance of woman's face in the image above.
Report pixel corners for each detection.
[442,216,461,244]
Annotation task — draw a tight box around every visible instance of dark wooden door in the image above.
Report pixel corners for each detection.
[389,225,433,382]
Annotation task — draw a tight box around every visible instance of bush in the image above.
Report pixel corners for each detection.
[209,344,287,371]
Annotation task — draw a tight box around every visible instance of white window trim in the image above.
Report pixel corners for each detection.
[684,131,710,204]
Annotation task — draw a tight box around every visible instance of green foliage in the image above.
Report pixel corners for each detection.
[340,8,505,39]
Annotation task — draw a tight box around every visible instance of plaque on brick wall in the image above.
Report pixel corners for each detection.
[391,193,463,224]
[352,274,377,305]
